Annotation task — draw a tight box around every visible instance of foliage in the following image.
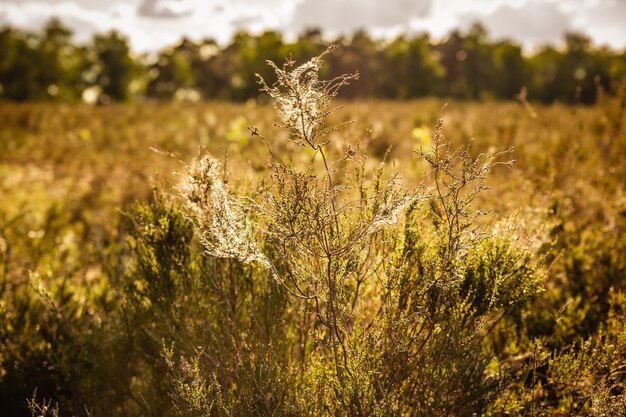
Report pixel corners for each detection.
[92,31,137,103]
[0,48,625,416]
[1,21,626,103]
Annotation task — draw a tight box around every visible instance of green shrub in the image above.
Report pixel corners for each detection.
[1,48,625,416]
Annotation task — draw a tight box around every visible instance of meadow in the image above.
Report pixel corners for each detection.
[1,62,625,415]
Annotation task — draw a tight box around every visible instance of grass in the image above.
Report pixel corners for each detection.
[0,63,625,415]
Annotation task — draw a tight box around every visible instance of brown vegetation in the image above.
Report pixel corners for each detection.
[0,52,625,416]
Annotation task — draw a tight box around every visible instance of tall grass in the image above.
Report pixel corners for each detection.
[1,49,625,416]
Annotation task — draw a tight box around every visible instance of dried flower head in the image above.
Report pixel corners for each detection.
[257,45,358,149]
[180,155,268,266]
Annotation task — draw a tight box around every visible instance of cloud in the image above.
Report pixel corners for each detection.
[461,0,626,50]
[137,0,193,19]
[0,1,121,39]
[0,0,124,11]
[0,1,179,49]
[566,0,626,49]
[459,1,572,46]
[0,0,624,51]
[288,0,433,33]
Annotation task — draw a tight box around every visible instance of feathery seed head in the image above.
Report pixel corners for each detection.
[181,155,269,267]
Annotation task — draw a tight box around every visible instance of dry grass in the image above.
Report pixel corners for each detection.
[1,70,625,414]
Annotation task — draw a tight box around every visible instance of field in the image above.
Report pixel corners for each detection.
[1,90,625,415]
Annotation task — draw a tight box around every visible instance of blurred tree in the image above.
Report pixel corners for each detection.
[0,28,38,101]
[1,22,626,103]
[286,28,326,64]
[461,23,495,99]
[326,30,381,98]
[37,18,88,101]
[528,45,563,102]
[92,31,136,103]
[236,30,285,100]
[146,39,196,100]
[435,30,466,98]
[492,41,528,99]
[199,42,240,100]
[382,34,445,98]
[562,33,608,103]
[188,38,223,99]
[0,19,89,101]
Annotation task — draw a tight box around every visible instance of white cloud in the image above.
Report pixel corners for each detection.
[287,0,432,33]
[409,0,626,49]
[0,0,295,50]
[0,0,624,51]
[566,0,626,48]
[0,2,125,40]
[463,1,573,47]
[137,0,194,18]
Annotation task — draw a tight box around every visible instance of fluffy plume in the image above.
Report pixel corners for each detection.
[180,155,269,266]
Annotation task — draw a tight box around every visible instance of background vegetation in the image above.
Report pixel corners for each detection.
[0,36,625,416]
[1,19,626,104]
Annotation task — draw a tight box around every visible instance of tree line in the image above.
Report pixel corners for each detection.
[1,18,625,104]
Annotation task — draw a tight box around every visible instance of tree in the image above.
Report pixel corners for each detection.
[461,23,496,100]
[492,41,527,99]
[528,45,563,102]
[435,30,466,98]
[324,30,381,98]
[286,28,326,64]
[0,28,37,100]
[37,18,88,101]
[382,35,444,98]
[146,39,196,100]
[92,31,136,102]
[236,31,286,100]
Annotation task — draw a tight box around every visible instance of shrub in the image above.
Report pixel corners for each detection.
[4,47,625,417]
[167,47,544,416]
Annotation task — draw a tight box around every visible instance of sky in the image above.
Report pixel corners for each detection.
[0,0,625,52]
